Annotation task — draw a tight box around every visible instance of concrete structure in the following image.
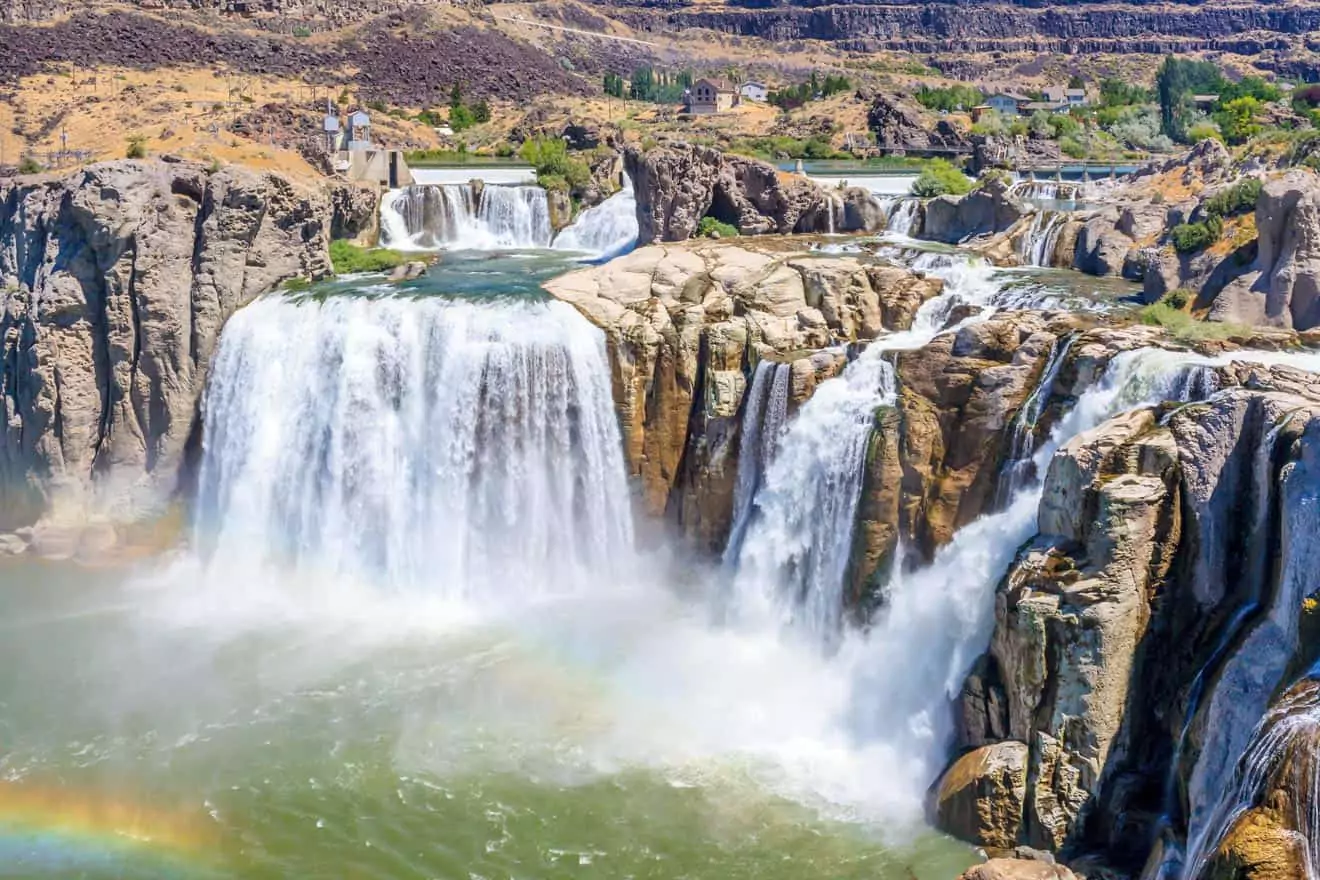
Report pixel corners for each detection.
[340,149,412,188]
[687,78,737,115]
[347,109,372,151]
[739,81,769,103]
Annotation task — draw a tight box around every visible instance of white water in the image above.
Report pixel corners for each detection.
[995,334,1075,505]
[552,180,639,260]
[1018,210,1067,267]
[879,197,920,237]
[380,184,553,250]
[195,294,633,599]
[1009,180,1081,202]
[725,361,792,567]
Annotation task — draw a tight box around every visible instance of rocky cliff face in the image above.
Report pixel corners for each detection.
[544,240,941,540]
[933,356,1320,872]
[625,144,878,244]
[921,176,1030,245]
[0,160,334,542]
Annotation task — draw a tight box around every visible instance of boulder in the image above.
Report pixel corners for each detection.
[1073,212,1136,277]
[931,741,1030,850]
[922,176,1028,244]
[958,858,1078,880]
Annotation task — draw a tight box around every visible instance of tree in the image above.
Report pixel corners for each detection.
[630,66,655,102]
[603,72,625,98]
[449,82,463,110]
[1213,96,1263,144]
[1068,74,1086,90]
[1156,56,1225,141]
[911,159,973,197]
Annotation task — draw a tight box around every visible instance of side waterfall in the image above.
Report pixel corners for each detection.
[1018,210,1067,267]
[379,184,553,250]
[879,197,920,237]
[552,179,639,260]
[994,333,1075,505]
[195,295,634,598]
[724,360,792,567]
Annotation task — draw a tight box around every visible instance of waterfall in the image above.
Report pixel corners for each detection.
[843,346,1237,802]
[994,334,1075,505]
[1018,210,1066,267]
[195,294,634,599]
[552,180,639,260]
[379,184,553,250]
[724,361,792,567]
[729,255,1006,645]
[1009,180,1080,202]
[879,198,920,237]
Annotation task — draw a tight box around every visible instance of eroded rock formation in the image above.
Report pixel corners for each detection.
[0,159,334,539]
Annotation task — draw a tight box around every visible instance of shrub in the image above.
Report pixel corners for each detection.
[911,159,972,198]
[292,25,311,37]
[328,240,407,274]
[520,136,590,191]
[696,216,739,238]
[125,136,147,159]
[975,168,1012,189]
[1203,178,1262,219]
[914,84,984,112]
[1163,288,1194,310]
[17,156,42,174]
[1138,301,1246,341]
[1058,135,1087,159]
[1170,215,1223,253]
[1187,122,1224,144]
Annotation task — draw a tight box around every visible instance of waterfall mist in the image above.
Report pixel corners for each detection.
[380,184,553,250]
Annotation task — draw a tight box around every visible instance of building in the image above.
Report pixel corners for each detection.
[1191,94,1220,110]
[322,109,341,152]
[985,92,1029,116]
[1041,86,1088,107]
[347,109,372,151]
[739,81,769,103]
[1022,100,1069,114]
[687,78,737,115]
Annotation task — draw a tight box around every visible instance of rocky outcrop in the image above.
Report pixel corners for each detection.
[940,364,1320,869]
[922,176,1029,244]
[0,159,333,535]
[867,92,971,153]
[958,858,1078,880]
[972,136,1061,176]
[330,182,380,245]
[1211,170,1320,330]
[624,144,868,244]
[543,241,941,541]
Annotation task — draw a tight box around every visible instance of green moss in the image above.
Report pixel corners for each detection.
[328,240,407,275]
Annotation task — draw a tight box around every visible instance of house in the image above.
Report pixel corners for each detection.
[1022,100,1069,114]
[687,78,737,115]
[985,91,1029,116]
[739,81,769,103]
[1041,86,1088,107]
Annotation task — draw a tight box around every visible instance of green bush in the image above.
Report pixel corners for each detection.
[1187,122,1224,144]
[520,137,590,191]
[911,159,972,198]
[696,216,739,238]
[1203,178,1263,219]
[16,156,42,175]
[125,136,147,159]
[328,240,408,274]
[1163,288,1194,310]
[1170,215,1224,253]
[537,173,569,193]
[914,84,984,112]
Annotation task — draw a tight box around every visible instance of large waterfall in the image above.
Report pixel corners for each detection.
[380,184,553,250]
[195,294,634,599]
[552,180,639,260]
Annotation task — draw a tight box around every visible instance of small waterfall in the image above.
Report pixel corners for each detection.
[196,294,634,599]
[994,334,1075,505]
[552,179,639,260]
[1018,210,1067,267]
[379,184,553,250]
[729,255,1006,645]
[1009,180,1081,202]
[724,361,793,566]
[879,198,920,237]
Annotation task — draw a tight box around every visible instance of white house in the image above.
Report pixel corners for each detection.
[739,81,769,103]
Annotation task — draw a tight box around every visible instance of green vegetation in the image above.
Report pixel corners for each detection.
[603,72,626,99]
[1100,78,1152,108]
[1138,300,1245,341]
[911,159,973,198]
[1170,215,1223,253]
[328,240,408,275]
[125,135,147,159]
[727,135,845,160]
[292,25,311,37]
[1156,56,1225,141]
[1187,121,1223,143]
[1212,96,1264,145]
[519,137,591,191]
[768,71,852,110]
[627,67,693,103]
[696,216,739,238]
[446,84,490,133]
[16,156,43,174]
[914,84,983,112]
[1203,178,1263,218]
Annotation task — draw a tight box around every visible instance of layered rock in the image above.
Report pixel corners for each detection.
[543,241,941,544]
[922,176,1029,245]
[0,159,333,535]
[939,363,1320,869]
[867,92,971,153]
[624,144,874,244]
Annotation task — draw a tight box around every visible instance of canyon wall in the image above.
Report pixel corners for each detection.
[0,159,337,542]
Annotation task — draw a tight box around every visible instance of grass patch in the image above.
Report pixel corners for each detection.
[1138,301,1247,340]
[328,240,407,275]
[697,216,739,238]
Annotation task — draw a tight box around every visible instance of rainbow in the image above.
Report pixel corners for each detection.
[0,783,218,877]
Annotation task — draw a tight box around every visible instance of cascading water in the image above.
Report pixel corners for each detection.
[724,360,793,567]
[994,334,1075,505]
[195,294,634,599]
[552,179,639,260]
[1009,180,1080,202]
[380,183,553,250]
[1018,210,1066,267]
[879,198,920,237]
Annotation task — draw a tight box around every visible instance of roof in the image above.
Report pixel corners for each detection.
[1192,94,1221,102]
[740,81,767,89]
[1041,86,1066,102]
[987,91,1030,101]
[1065,88,1086,98]
[695,77,735,92]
